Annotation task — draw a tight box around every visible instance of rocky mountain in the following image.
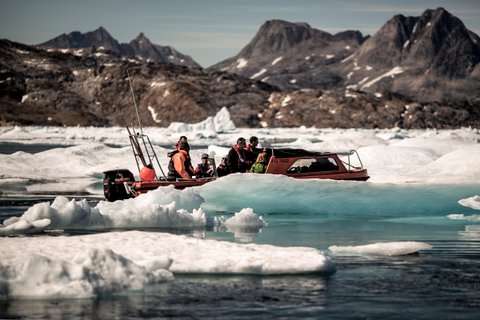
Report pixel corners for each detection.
[39,27,200,68]
[341,7,480,102]
[211,20,367,90]
[1,8,479,129]
[211,8,480,103]
[0,39,276,127]
[1,38,478,129]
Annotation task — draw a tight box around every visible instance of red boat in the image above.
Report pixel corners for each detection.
[103,73,368,201]
[263,148,369,181]
[103,130,369,201]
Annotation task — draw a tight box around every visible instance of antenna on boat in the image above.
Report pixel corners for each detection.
[127,69,143,134]
[124,69,167,181]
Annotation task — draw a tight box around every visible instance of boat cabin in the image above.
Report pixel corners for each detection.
[264,148,369,181]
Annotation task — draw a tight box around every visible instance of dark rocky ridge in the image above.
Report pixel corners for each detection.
[39,27,200,68]
[1,39,478,129]
[0,39,277,127]
[211,20,367,91]
[211,8,480,103]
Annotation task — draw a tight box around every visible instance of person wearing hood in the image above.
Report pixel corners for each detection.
[168,141,195,179]
[167,136,188,157]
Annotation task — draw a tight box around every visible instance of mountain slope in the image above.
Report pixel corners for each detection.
[0,39,276,127]
[341,8,480,101]
[38,27,200,68]
[211,8,480,102]
[210,20,367,90]
[1,39,478,129]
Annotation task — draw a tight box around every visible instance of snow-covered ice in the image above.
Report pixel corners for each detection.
[1,108,479,300]
[1,230,335,299]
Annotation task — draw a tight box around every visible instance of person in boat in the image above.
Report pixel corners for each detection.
[250,152,268,174]
[194,153,215,178]
[246,136,262,164]
[167,136,188,157]
[216,157,230,177]
[167,141,195,179]
[227,137,252,173]
[246,136,261,154]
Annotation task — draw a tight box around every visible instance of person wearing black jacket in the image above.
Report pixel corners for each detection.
[227,137,252,173]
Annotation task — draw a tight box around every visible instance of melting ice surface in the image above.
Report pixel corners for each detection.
[1,120,480,300]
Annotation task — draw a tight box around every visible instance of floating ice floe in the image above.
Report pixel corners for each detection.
[0,186,270,237]
[0,230,335,299]
[328,241,432,256]
[458,195,480,210]
[215,208,268,242]
[447,214,480,222]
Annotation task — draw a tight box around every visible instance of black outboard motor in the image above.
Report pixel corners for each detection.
[103,169,135,202]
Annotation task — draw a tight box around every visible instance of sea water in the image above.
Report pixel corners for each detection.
[1,126,480,319]
[1,178,479,319]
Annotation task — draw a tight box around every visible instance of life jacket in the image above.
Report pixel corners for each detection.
[246,144,260,153]
[233,145,247,163]
[195,163,213,178]
[230,145,253,173]
[168,150,194,178]
[167,149,179,158]
[196,163,208,174]
[250,162,266,174]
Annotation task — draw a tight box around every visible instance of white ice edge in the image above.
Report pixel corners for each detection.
[0,230,335,299]
[328,241,433,256]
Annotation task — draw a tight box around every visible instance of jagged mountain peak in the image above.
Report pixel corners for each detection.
[354,7,480,77]
[130,32,154,49]
[38,26,120,51]
[210,18,367,90]
[241,19,331,57]
[133,32,150,42]
[38,27,200,68]
[93,26,109,35]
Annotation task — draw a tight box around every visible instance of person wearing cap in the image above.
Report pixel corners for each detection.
[194,153,215,178]
[167,141,195,179]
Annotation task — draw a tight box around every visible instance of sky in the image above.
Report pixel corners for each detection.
[1,0,479,67]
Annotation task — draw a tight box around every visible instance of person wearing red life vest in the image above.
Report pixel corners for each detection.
[226,137,252,173]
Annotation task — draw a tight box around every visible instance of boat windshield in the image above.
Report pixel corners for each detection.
[287,157,339,173]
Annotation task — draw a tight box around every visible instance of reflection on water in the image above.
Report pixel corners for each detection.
[2,256,480,320]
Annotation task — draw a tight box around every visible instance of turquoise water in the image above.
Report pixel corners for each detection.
[200,175,479,246]
[1,178,479,319]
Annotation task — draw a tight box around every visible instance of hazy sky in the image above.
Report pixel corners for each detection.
[1,0,479,67]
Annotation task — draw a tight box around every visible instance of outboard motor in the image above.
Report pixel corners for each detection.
[103,169,135,202]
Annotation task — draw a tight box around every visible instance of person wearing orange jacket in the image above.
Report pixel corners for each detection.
[167,141,195,179]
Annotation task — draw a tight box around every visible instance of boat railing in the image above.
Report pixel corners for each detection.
[340,149,364,171]
[127,128,167,180]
